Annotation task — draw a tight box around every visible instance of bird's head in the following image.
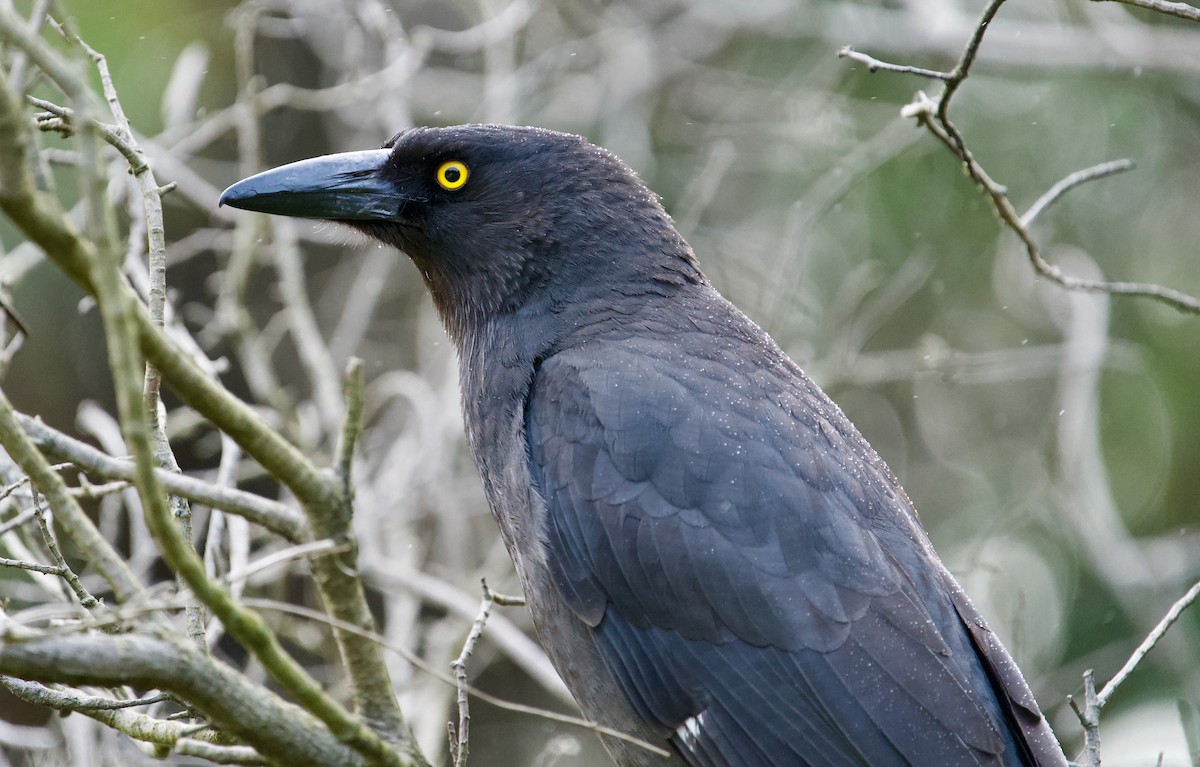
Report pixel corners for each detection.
[220,124,703,342]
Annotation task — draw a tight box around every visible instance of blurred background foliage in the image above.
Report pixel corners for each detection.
[2,0,1199,764]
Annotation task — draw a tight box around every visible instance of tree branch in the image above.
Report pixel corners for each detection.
[17,413,306,541]
[837,46,951,80]
[0,632,369,767]
[1068,669,1102,767]
[32,493,98,609]
[0,363,146,605]
[0,18,421,758]
[1091,0,1200,22]
[1020,159,1136,228]
[841,0,1200,315]
[1097,578,1200,708]
[242,597,672,760]
[336,357,366,498]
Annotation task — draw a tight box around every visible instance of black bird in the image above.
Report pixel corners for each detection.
[220,125,1069,767]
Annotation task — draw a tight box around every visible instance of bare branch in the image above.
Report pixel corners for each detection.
[1097,578,1200,708]
[842,0,1200,315]
[3,56,415,756]
[0,361,146,606]
[1068,669,1102,767]
[32,494,98,609]
[0,554,65,576]
[17,412,306,541]
[0,465,66,506]
[0,22,416,767]
[173,738,267,765]
[73,30,203,646]
[242,597,672,760]
[917,107,1200,313]
[1021,159,1136,228]
[837,46,952,80]
[448,580,498,767]
[1091,0,1200,22]
[0,634,369,767]
[222,538,349,591]
[1062,581,1200,767]
[337,357,366,496]
[0,503,38,535]
[937,0,1007,122]
[364,564,569,705]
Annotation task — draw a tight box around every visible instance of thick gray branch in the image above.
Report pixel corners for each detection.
[0,630,367,767]
[17,413,306,541]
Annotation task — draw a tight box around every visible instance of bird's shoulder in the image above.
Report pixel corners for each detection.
[526,293,947,652]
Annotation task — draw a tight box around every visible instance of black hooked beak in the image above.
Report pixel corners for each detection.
[218,149,404,221]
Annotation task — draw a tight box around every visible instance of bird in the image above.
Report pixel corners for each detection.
[219,124,1069,767]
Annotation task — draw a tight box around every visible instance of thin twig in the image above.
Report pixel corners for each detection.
[0,555,64,576]
[0,463,68,503]
[72,692,171,710]
[241,597,672,759]
[203,433,247,650]
[33,25,200,641]
[1091,0,1200,22]
[837,46,952,80]
[1,49,419,759]
[840,0,1200,315]
[54,23,135,140]
[363,564,565,704]
[16,413,306,541]
[1021,159,1136,228]
[336,357,365,498]
[938,0,1007,123]
[32,493,98,609]
[1067,669,1102,767]
[70,478,130,499]
[0,379,146,607]
[449,580,498,767]
[1097,578,1200,708]
[0,504,38,536]
[221,538,349,590]
[919,109,1200,312]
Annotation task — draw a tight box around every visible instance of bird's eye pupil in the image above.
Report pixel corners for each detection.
[444,167,460,182]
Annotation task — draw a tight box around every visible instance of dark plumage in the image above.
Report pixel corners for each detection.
[220,124,1069,767]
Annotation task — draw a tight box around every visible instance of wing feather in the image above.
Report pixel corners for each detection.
[527,335,1064,766]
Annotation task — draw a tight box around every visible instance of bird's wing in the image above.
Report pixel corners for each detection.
[526,335,1054,767]
[945,573,1072,767]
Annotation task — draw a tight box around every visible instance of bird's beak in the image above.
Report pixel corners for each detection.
[218,149,404,221]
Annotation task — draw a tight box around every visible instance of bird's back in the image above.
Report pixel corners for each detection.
[521,285,1066,766]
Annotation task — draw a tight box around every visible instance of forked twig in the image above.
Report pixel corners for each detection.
[449,579,526,767]
[840,0,1200,314]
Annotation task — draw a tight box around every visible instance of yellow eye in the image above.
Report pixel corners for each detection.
[436,160,469,191]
